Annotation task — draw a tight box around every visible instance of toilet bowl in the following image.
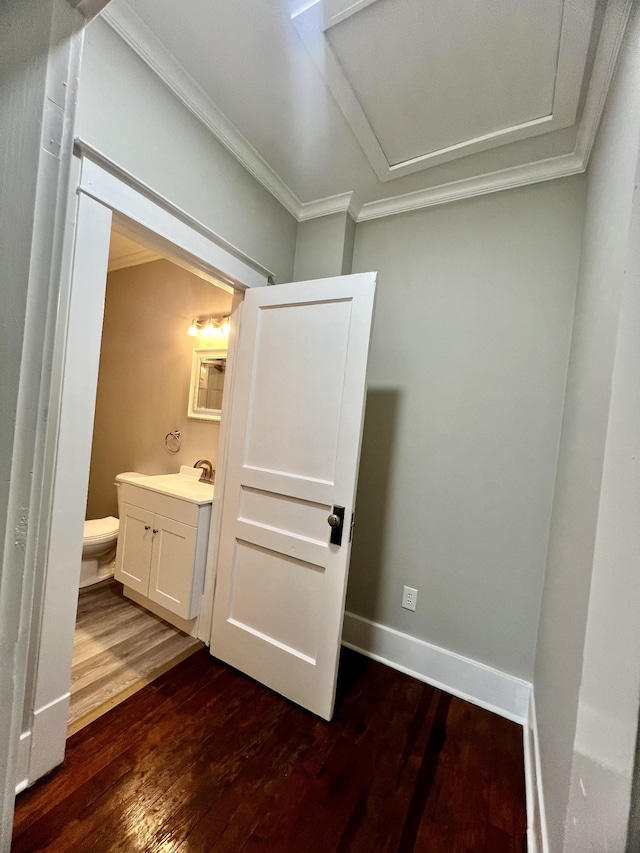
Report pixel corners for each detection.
[79,516,119,588]
[80,472,146,589]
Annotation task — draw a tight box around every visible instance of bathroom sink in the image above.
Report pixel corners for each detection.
[118,470,214,504]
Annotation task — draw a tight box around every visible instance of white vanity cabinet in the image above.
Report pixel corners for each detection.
[115,476,213,622]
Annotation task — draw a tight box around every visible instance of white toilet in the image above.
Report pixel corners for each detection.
[80,471,145,589]
[79,517,119,588]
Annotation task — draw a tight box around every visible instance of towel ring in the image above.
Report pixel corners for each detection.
[164,429,181,454]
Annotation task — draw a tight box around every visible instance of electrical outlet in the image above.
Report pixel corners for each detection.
[402,585,418,612]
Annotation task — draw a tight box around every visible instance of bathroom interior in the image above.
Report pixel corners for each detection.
[71,223,233,735]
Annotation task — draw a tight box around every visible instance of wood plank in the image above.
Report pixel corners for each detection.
[66,579,201,735]
[13,648,527,853]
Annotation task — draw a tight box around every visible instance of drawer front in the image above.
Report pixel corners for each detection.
[119,483,200,526]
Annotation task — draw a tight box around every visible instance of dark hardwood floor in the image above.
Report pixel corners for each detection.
[12,648,526,853]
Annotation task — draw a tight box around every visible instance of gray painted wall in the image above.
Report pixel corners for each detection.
[87,260,232,520]
[293,212,355,281]
[533,10,640,851]
[77,18,298,284]
[348,176,586,680]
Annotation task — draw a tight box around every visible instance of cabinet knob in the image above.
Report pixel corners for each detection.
[144,525,150,531]
[153,528,159,534]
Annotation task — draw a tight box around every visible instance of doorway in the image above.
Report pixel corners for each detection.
[68,221,235,735]
[17,148,269,792]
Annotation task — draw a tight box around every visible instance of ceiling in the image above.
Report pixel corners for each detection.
[107,229,160,271]
[100,0,630,221]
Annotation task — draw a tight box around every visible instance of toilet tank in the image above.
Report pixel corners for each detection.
[114,472,146,512]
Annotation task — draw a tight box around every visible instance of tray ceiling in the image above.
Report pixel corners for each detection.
[100,0,630,220]
[294,0,587,181]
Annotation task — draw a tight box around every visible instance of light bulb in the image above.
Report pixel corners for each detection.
[202,319,215,337]
[221,318,231,336]
[187,320,199,337]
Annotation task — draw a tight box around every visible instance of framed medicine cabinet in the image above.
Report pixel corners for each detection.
[188,348,228,421]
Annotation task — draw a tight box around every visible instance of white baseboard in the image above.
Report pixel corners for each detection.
[523,689,549,853]
[14,731,32,795]
[341,611,531,723]
[28,692,70,785]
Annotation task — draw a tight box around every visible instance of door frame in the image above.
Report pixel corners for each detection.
[18,140,272,792]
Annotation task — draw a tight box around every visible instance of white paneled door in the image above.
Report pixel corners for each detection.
[210,273,376,720]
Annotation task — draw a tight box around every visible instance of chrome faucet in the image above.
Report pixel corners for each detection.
[194,459,215,484]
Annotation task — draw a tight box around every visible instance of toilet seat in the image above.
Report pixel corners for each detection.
[84,516,119,543]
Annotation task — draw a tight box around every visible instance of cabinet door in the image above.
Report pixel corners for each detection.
[148,515,197,619]
[114,501,154,594]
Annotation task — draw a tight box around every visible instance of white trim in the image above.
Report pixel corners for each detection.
[574,0,633,166]
[356,152,584,220]
[75,140,271,288]
[341,611,531,724]
[14,732,32,795]
[26,147,265,791]
[98,1,631,224]
[322,0,379,31]
[0,2,84,833]
[101,1,303,220]
[107,247,160,272]
[68,0,111,22]
[523,705,538,853]
[298,191,359,221]
[525,689,550,853]
[28,693,71,785]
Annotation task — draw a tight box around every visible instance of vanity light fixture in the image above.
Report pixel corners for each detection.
[186,315,231,339]
[202,318,216,338]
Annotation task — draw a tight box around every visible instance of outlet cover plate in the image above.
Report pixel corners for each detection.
[402,586,418,612]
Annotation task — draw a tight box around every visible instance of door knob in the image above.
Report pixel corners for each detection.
[328,514,341,528]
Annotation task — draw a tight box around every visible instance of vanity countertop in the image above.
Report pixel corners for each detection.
[118,472,214,505]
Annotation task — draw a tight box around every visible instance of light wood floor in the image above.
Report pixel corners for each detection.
[68,579,202,736]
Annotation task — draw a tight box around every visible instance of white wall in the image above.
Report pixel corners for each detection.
[348,176,586,681]
[533,10,640,851]
[77,18,298,283]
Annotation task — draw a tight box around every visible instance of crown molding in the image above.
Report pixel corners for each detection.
[107,247,161,272]
[356,152,584,221]
[67,0,111,22]
[101,2,304,220]
[100,0,631,225]
[298,191,360,221]
[573,0,633,165]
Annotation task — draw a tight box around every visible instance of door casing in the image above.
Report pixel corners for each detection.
[19,142,271,792]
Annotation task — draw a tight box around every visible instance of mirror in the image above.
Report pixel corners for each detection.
[188,348,227,421]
